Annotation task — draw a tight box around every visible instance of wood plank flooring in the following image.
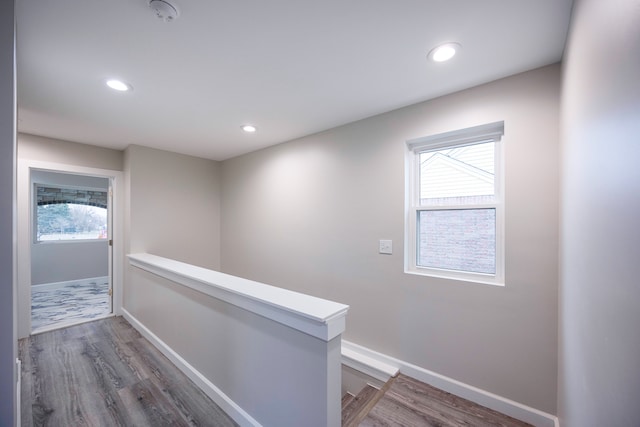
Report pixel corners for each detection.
[360,374,532,427]
[19,316,238,427]
[342,385,380,426]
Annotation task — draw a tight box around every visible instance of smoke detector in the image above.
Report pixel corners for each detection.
[149,0,179,22]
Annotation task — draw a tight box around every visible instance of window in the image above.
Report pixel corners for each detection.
[35,185,108,242]
[405,122,504,285]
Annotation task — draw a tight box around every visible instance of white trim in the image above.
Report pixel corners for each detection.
[16,359,21,427]
[341,340,558,427]
[31,313,115,336]
[127,253,349,342]
[33,238,109,245]
[404,121,505,286]
[122,309,261,427]
[341,341,399,382]
[407,121,504,152]
[405,267,504,287]
[31,276,108,291]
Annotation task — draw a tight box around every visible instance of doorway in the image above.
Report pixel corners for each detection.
[29,170,112,332]
[16,160,123,338]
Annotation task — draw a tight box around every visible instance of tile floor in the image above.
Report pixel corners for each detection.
[31,277,111,332]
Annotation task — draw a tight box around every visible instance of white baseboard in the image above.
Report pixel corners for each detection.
[16,358,21,427]
[121,309,261,427]
[342,341,399,382]
[32,276,109,290]
[341,340,558,427]
[118,311,556,427]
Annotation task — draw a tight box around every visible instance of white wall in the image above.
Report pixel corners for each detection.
[0,0,15,422]
[221,65,560,414]
[559,0,640,425]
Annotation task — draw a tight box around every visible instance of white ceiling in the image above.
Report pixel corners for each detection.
[16,0,573,161]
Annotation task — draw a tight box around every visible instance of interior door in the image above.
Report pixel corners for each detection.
[107,178,114,314]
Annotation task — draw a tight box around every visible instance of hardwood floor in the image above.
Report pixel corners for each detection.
[342,385,380,426]
[359,374,532,427]
[19,316,238,427]
[21,316,533,427]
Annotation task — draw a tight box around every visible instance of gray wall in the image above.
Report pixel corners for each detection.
[126,266,341,426]
[0,0,15,424]
[122,146,347,426]
[559,0,640,425]
[221,65,560,413]
[18,133,123,171]
[31,169,109,189]
[124,145,221,269]
[31,242,108,285]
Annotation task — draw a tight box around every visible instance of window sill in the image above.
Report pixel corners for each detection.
[404,268,504,287]
[34,239,108,244]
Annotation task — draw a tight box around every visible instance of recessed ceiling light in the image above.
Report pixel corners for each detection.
[241,125,257,133]
[106,79,132,92]
[428,42,461,63]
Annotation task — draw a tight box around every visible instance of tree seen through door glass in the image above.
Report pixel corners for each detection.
[37,203,107,241]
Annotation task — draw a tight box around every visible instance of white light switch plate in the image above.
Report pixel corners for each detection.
[379,239,392,254]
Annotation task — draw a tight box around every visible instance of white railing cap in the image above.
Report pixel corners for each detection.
[128,253,349,341]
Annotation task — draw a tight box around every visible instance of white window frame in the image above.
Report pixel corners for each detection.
[404,121,505,286]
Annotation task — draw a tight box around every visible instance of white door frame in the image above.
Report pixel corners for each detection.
[17,159,123,338]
